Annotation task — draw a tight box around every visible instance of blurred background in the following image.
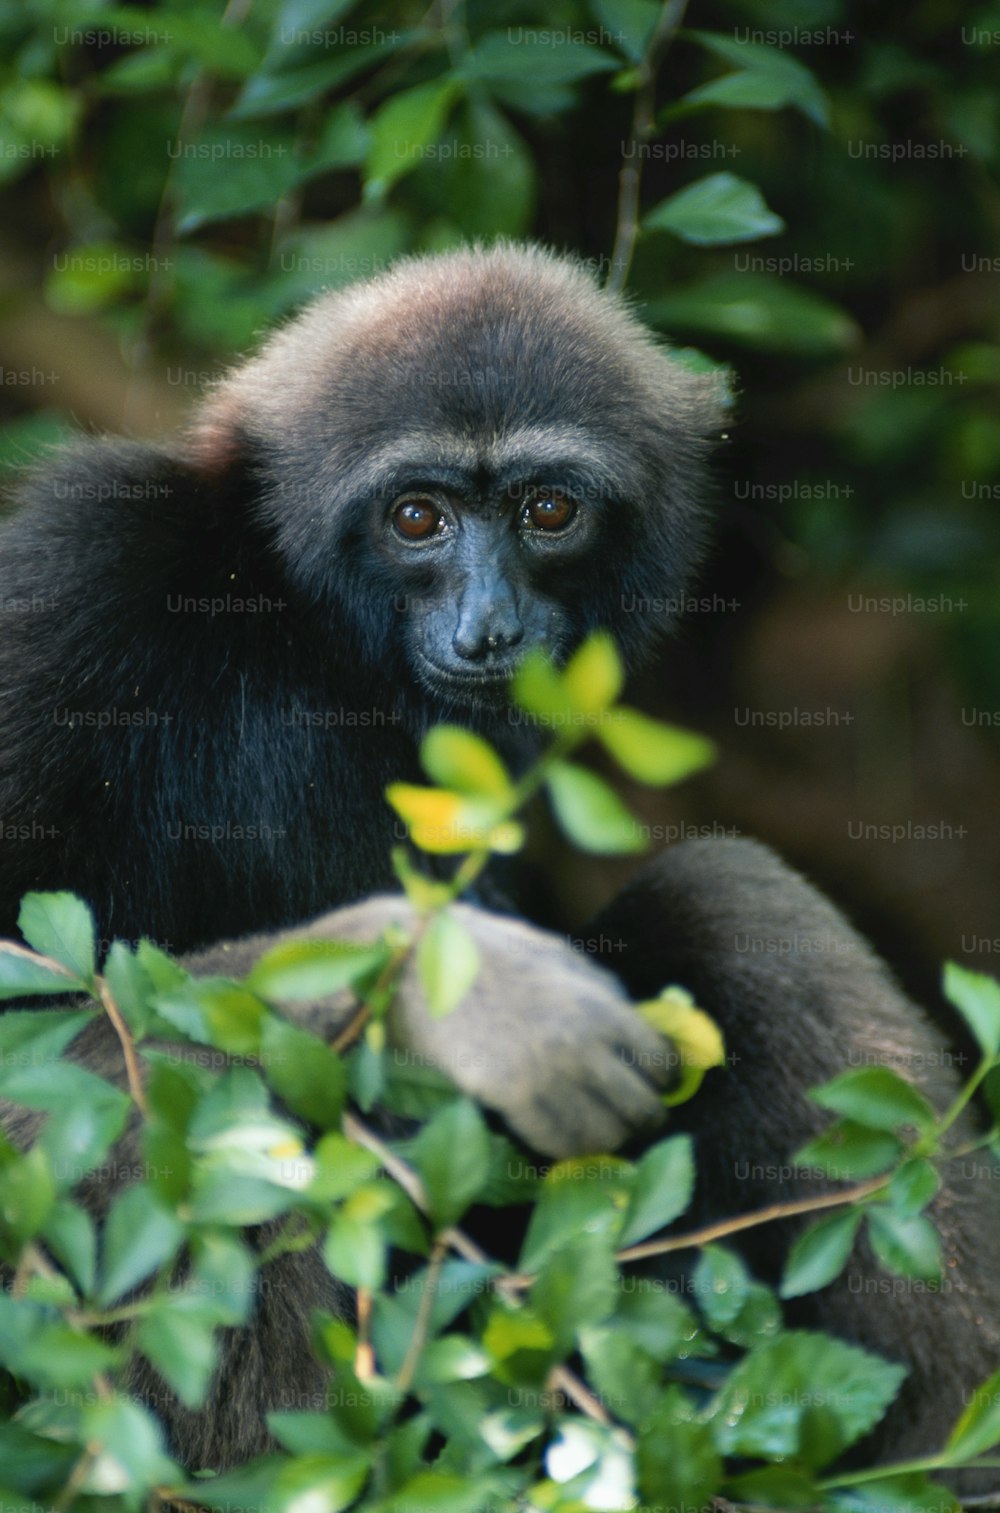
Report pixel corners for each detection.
[0,0,998,1010]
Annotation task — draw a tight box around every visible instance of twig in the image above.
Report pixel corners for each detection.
[395,1237,448,1392]
[342,1111,610,1424]
[98,978,149,1117]
[607,0,690,294]
[617,1173,889,1264]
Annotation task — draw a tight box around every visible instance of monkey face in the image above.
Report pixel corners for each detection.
[379,475,605,700]
[200,246,721,704]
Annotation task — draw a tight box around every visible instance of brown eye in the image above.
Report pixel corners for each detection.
[521,490,576,533]
[393,497,444,540]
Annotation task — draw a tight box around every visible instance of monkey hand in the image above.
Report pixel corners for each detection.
[227,897,676,1160]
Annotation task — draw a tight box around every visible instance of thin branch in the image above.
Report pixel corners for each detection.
[342,1111,610,1425]
[617,1174,890,1264]
[607,0,690,294]
[98,978,149,1117]
[395,1237,448,1392]
[0,938,78,975]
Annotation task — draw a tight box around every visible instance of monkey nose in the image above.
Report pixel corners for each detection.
[452,613,524,662]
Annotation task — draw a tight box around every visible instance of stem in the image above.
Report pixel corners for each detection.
[395,1238,448,1392]
[98,977,149,1117]
[934,1053,994,1143]
[616,1174,889,1265]
[819,1455,943,1489]
[607,0,690,294]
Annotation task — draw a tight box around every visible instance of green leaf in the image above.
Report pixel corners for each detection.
[562,633,623,715]
[103,941,157,1035]
[98,1185,184,1306]
[231,40,403,120]
[387,784,520,855]
[312,1133,382,1203]
[467,30,618,87]
[380,1469,503,1513]
[780,1210,862,1299]
[82,1395,178,1488]
[616,1287,699,1361]
[138,1300,219,1409]
[154,976,265,1056]
[420,726,512,798]
[0,1294,119,1388]
[866,1207,941,1283]
[512,648,576,724]
[413,1334,490,1389]
[580,1325,661,1426]
[190,1170,299,1225]
[810,1067,936,1134]
[943,961,1000,1058]
[795,1119,902,1181]
[365,80,458,198]
[417,910,481,1017]
[545,760,645,854]
[546,1418,635,1505]
[683,31,829,126]
[646,272,858,356]
[275,207,411,309]
[519,1158,630,1273]
[0,1145,55,1245]
[727,1467,820,1509]
[186,1232,256,1327]
[600,707,715,785]
[7,1063,129,1184]
[246,937,387,1001]
[17,892,95,984]
[410,1100,492,1229]
[275,1450,371,1509]
[637,1387,722,1506]
[591,0,660,63]
[824,1472,957,1513]
[0,1008,93,1072]
[690,1245,781,1347]
[531,1229,617,1351]
[324,1206,388,1290]
[173,126,304,234]
[301,100,369,178]
[436,98,536,239]
[44,239,143,315]
[43,1200,97,1296]
[693,1245,751,1329]
[0,947,83,999]
[482,1306,554,1383]
[260,1013,347,1128]
[886,1157,939,1217]
[645,172,784,245]
[709,1331,906,1466]
[945,1364,1000,1459]
[619,1135,694,1246]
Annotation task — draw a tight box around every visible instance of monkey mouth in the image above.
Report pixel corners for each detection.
[412,649,519,702]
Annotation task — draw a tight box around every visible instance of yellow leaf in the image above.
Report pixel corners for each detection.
[386,784,517,855]
[639,985,725,1107]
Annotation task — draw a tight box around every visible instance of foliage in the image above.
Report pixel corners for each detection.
[0,637,1000,1507]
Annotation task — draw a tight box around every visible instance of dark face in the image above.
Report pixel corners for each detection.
[378,473,598,702]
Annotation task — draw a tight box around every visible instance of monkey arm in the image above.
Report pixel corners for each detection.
[2,898,676,1171]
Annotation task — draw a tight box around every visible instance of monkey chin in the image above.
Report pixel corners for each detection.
[410,649,523,717]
